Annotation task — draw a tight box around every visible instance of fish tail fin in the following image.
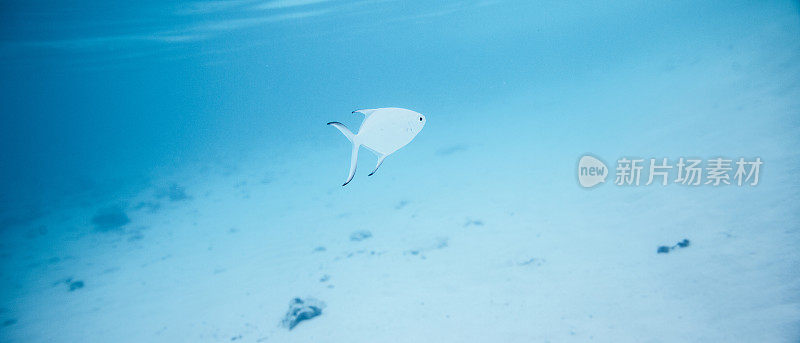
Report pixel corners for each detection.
[343,142,359,186]
[327,122,354,143]
[327,122,359,186]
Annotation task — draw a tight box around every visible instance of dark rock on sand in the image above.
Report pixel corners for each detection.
[69,280,84,291]
[657,239,691,254]
[281,297,325,330]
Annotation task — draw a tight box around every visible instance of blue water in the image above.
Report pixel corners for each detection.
[1,1,799,341]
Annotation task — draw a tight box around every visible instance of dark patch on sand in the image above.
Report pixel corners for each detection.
[350,230,372,242]
[92,206,130,231]
[395,200,409,210]
[60,278,84,291]
[156,184,190,201]
[69,280,84,291]
[166,184,189,201]
[25,225,48,239]
[133,201,160,213]
[657,239,691,254]
[464,219,483,227]
[0,207,44,231]
[436,144,468,156]
[405,237,449,259]
[127,227,146,241]
[517,258,544,267]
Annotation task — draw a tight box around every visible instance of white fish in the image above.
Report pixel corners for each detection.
[328,107,426,186]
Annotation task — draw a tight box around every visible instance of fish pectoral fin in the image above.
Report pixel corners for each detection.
[343,143,360,186]
[368,155,388,176]
[352,109,377,117]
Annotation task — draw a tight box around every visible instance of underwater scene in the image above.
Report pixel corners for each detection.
[1,1,799,342]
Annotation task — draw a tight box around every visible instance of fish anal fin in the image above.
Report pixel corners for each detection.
[368,155,387,176]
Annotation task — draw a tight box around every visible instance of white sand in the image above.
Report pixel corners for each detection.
[1,18,799,342]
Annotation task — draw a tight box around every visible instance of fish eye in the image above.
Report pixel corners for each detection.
[419,117,423,121]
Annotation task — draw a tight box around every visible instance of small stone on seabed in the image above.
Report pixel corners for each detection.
[281,297,325,330]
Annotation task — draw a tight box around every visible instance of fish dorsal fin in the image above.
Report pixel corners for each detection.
[352,109,377,117]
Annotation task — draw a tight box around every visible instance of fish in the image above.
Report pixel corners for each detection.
[328,107,426,186]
